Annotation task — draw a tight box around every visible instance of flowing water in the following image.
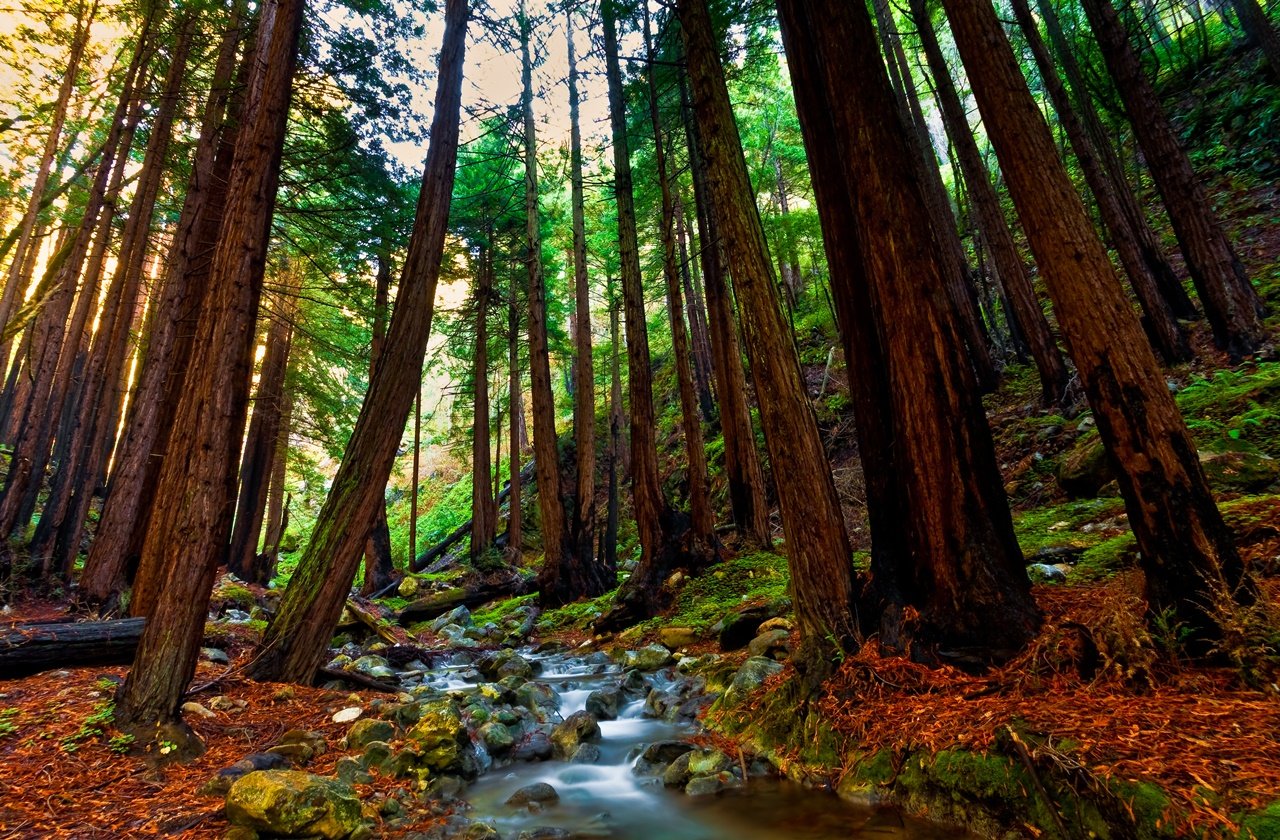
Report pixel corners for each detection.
[460,653,971,839]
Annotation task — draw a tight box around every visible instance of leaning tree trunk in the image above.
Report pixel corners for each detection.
[80,3,248,610]
[597,0,690,626]
[0,0,95,347]
[362,249,396,595]
[1036,0,1196,322]
[911,0,1071,404]
[940,0,1250,643]
[520,2,579,608]
[1009,0,1190,363]
[1229,0,1280,81]
[675,196,716,422]
[680,0,859,683]
[602,289,623,577]
[507,289,524,556]
[245,0,469,686]
[682,75,772,550]
[1081,0,1264,357]
[643,2,715,559]
[116,0,306,745]
[779,0,1039,664]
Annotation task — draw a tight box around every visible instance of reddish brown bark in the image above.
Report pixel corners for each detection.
[779,0,1039,664]
[470,245,497,559]
[80,3,247,608]
[681,0,858,681]
[1081,0,1264,356]
[117,0,306,737]
[682,75,772,549]
[245,0,469,685]
[911,0,1071,404]
[941,0,1248,641]
[1009,0,1189,363]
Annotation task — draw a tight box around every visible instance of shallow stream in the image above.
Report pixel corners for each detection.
[458,652,970,840]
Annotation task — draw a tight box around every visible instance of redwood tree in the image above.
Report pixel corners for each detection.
[247,0,469,685]
[940,0,1250,641]
[117,0,306,741]
[680,0,859,680]
[1081,0,1265,357]
[778,0,1039,664]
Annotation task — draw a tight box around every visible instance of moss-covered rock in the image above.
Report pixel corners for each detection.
[404,699,477,778]
[224,770,366,839]
[1057,432,1112,498]
[550,711,600,760]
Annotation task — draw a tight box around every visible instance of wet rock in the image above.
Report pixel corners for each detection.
[462,823,502,839]
[747,628,791,660]
[569,743,601,764]
[658,627,699,648]
[585,686,623,720]
[479,721,515,752]
[516,829,572,840]
[506,782,560,808]
[1057,433,1111,498]
[722,656,784,708]
[478,650,535,681]
[334,756,372,785]
[620,669,649,696]
[550,711,601,760]
[512,729,554,762]
[662,749,732,787]
[515,682,561,719]
[405,699,479,778]
[349,655,395,680]
[715,602,789,652]
[430,605,472,633]
[224,770,366,839]
[632,740,694,776]
[345,719,394,750]
[622,644,672,671]
[1028,563,1069,583]
[1200,444,1280,493]
[685,770,743,797]
[266,730,327,766]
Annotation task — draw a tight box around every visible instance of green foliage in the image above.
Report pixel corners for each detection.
[1175,364,1280,457]
[1012,498,1128,555]
[470,593,537,628]
[61,699,115,753]
[0,707,18,739]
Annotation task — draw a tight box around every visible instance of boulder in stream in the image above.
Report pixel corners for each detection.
[621,644,672,671]
[224,770,367,839]
[550,710,601,760]
[505,782,560,808]
[585,685,623,720]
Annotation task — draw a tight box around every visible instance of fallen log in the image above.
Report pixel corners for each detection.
[397,572,531,627]
[411,459,537,572]
[0,617,145,679]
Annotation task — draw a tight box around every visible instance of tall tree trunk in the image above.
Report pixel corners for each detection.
[80,2,247,609]
[521,2,577,607]
[779,0,1039,665]
[1081,0,1265,357]
[0,26,153,545]
[676,195,716,422]
[564,11,606,595]
[117,0,306,742]
[34,13,197,579]
[1036,0,1196,322]
[1009,0,1190,363]
[682,75,771,549]
[244,0,468,686]
[597,0,691,626]
[470,246,497,559]
[602,288,622,577]
[940,0,1250,643]
[507,287,523,556]
[911,0,1071,404]
[410,388,422,562]
[362,248,396,595]
[643,1,715,557]
[680,0,859,682]
[227,274,296,583]
[259,391,292,573]
[872,0,999,392]
[0,0,96,350]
